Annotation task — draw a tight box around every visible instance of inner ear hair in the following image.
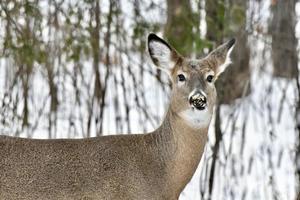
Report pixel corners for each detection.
[208,38,236,76]
[148,33,182,75]
[148,33,173,51]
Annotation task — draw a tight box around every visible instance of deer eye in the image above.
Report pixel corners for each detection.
[177,74,186,82]
[206,75,214,83]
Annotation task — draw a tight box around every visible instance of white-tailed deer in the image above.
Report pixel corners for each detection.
[0,34,235,200]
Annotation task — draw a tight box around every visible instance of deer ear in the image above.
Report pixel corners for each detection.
[207,38,235,77]
[148,33,180,73]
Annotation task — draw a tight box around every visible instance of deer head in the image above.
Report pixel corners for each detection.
[148,33,235,129]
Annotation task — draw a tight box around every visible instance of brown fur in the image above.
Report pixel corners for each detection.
[0,34,234,200]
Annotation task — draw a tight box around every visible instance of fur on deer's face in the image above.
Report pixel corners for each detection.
[148,33,235,129]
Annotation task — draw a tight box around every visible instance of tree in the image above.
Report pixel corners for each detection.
[270,0,298,78]
[164,0,201,56]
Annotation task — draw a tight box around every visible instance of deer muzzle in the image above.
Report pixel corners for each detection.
[189,92,207,110]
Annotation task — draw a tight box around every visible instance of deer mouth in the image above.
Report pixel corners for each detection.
[189,94,207,110]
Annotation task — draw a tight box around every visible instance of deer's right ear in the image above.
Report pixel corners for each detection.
[148,33,180,73]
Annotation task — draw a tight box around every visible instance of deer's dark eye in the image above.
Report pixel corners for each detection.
[178,74,186,82]
[207,75,214,83]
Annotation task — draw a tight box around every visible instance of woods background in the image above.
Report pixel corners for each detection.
[0,0,299,199]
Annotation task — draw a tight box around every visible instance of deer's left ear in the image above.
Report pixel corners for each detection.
[206,38,235,77]
[148,33,181,74]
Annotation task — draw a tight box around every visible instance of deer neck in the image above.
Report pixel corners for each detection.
[155,107,210,194]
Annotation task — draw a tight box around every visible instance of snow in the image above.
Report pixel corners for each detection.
[0,0,298,199]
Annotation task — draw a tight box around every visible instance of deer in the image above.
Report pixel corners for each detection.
[0,33,235,200]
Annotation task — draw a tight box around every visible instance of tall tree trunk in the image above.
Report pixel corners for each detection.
[205,0,225,45]
[270,0,297,78]
[98,0,114,135]
[164,0,198,56]
[89,0,102,137]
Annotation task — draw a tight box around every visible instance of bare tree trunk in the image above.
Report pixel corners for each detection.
[205,0,224,45]
[98,0,115,135]
[21,6,36,130]
[270,0,297,78]
[208,104,222,195]
[164,0,198,56]
[21,64,31,129]
[89,0,102,137]
[45,60,59,138]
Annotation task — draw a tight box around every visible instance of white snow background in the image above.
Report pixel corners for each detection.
[0,0,299,199]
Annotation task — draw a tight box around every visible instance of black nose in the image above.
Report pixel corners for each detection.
[189,93,207,110]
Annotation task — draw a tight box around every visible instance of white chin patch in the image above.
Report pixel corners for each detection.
[179,107,211,129]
